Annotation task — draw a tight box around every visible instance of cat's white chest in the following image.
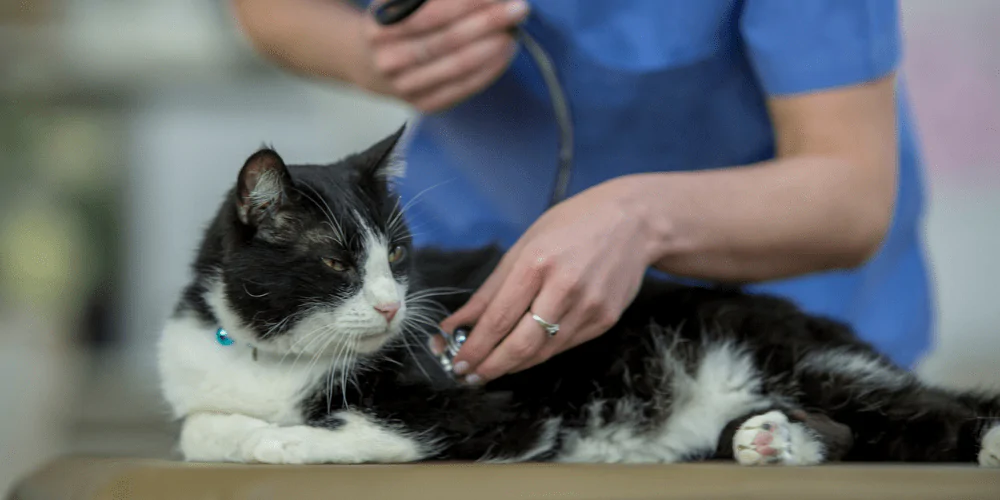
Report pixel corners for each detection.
[158,314,325,425]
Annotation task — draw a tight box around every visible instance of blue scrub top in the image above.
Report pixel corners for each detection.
[392,0,932,368]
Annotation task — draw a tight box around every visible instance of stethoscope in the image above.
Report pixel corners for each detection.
[373,0,574,371]
[373,0,574,208]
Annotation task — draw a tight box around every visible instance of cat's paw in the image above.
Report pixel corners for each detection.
[242,427,315,464]
[978,425,1000,467]
[733,410,824,466]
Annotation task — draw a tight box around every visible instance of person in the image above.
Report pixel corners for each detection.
[231,0,931,385]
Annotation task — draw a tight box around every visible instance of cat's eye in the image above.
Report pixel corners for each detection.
[323,258,350,272]
[388,245,407,264]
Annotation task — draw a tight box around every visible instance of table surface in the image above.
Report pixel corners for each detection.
[8,457,1000,500]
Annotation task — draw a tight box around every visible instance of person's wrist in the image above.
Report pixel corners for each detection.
[604,175,673,267]
[346,16,391,95]
[349,59,388,95]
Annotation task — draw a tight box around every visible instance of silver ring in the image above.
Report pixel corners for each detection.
[531,313,559,338]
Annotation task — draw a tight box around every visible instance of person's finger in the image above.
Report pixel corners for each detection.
[392,34,512,97]
[408,40,516,112]
[465,284,571,383]
[373,0,528,75]
[422,0,528,58]
[508,311,589,374]
[369,0,493,44]
[449,257,544,374]
[508,281,622,373]
[440,239,523,333]
[464,312,548,383]
[428,332,446,355]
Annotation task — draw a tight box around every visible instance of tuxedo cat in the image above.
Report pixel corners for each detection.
[158,128,1000,466]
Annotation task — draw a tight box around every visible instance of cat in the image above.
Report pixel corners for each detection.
[157,127,1000,466]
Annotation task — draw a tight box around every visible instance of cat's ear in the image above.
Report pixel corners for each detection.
[236,148,293,227]
[361,124,407,182]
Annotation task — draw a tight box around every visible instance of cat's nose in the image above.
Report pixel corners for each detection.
[374,302,400,322]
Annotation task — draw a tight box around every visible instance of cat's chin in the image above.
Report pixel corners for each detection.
[352,330,397,354]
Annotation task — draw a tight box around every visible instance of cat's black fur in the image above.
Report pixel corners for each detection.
[301,243,1000,462]
[168,128,1000,465]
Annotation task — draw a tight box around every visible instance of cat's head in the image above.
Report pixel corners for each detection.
[205,127,417,358]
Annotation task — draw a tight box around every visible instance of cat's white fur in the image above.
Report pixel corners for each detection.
[980,425,1000,467]
[558,343,772,463]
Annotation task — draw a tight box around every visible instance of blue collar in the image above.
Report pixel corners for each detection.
[215,327,234,346]
[216,327,257,361]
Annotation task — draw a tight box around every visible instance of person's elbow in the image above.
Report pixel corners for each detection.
[835,159,897,270]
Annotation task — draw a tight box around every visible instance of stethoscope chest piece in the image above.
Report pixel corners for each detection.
[436,326,471,373]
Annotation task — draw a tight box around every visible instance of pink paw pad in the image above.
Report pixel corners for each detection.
[733,411,793,466]
[750,424,778,456]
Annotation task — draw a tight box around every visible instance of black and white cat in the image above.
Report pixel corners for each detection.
[158,128,1000,466]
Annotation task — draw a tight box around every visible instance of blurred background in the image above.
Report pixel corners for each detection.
[0,0,998,493]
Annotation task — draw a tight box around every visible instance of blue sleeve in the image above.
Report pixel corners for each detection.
[739,0,902,96]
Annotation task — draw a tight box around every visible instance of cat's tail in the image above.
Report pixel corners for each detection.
[788,345,1000,464]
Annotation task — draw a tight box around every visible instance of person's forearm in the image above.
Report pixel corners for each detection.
[621,155,896,284]
[230,0,372,86]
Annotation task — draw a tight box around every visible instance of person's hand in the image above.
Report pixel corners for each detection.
[357,0,530,112]
[439,177,656,384]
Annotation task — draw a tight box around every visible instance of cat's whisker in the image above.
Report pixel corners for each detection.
[266,311,300,343]
[403,309,448,326]
[284,324,333,374]
[303,329,342,387]
[340,337,358,408]
[265,302,323,347]
[327,332,351,414]
[385,196,404,236]
[400,322,443,340]
[294,322,343,372]
[404,300,447,311]
[405,289,469,301]
[407,285,470,294]
[396,328,435,382]
[387,180,454,233]
[308,186,348,246]
[402,317,445,334]
[297,184,347,247]
[405,304,450,321]
[243,283,270,298]
[282,321,333,364]
[294,331,332,376]
[288,318,334,351]
[405,313,448,328]
[279,327,320,366]
[404,327,441,358]
[404,297,454,311]
[405,295,461,310]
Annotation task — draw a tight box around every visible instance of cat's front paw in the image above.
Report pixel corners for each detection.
[733,410,824,466]
[979,425,1000,467]
[243,427,315,464]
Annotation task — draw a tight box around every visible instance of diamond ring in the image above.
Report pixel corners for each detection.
[531,313,560,338]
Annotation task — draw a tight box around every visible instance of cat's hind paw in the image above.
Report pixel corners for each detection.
[979,425,1000,467]
[733,410,824,466]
